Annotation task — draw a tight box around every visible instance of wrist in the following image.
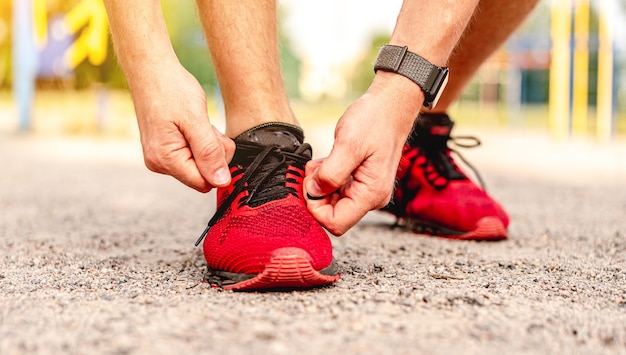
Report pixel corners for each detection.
[369,71,424,121]
[361,71,423,140]
[104,0,180,90]
[125,54,180,85]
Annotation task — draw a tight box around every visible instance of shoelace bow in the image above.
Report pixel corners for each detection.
[420,134,486,190]
[194,142,310,247]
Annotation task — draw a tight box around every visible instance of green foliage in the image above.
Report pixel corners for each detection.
[74,34,127,89]
[279,18,301,99]
[349,33,390,97]
[161,0,215,90]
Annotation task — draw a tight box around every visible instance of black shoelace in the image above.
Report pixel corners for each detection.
[421,135,486,190]
[194,142,311,247]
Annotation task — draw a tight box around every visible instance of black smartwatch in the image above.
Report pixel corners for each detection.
[374,44,449,109]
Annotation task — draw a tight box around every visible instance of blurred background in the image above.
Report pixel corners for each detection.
[0,0,624,142]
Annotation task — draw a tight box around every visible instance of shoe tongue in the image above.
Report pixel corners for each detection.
[417,113,453,136]
[412,113,466,182]
[234,123,304,152]
[409,114,454,147]
[231,123,307,207]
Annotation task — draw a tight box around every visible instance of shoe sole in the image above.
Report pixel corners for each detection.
[405,216,508,241]
[206,247,341,291]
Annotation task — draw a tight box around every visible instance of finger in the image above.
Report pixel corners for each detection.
[182,120,231,187]
[304,159,325,200]
[306,190,368,236]
[305,158,324,177]
[141,136,213,193]
[165,147,213,192]
[304,144,360,198]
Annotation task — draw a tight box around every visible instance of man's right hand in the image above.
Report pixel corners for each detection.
[130,63,235,192]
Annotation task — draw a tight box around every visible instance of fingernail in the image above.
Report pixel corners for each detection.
[306,193,325,201]
[306,179,322,199]
[213,167,230,185]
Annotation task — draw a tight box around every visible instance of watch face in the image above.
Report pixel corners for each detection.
[423,67,449,109]
[430,71,449,109]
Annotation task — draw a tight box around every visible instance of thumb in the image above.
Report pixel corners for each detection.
[305,143,359,199]
[212,125,236,164]
[183,120,233,187]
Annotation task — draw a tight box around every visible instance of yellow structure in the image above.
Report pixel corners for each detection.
[29,0,109,70]
[548,0,572,140]
[33,0,47,48]
[549,0,615,141]
[596,0,614,142]
[64,0,109,69]
[571,0,589,136]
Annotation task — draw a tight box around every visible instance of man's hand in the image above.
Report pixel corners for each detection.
[131,63,235,192]
[304,73,423,235]
[103,0,235,192]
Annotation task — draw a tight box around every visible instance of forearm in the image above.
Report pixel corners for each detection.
[103,0,179,91]
[369,0,480,120]
[390,0,479,66]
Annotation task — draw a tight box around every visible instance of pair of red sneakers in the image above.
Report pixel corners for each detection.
[196,115,508,291]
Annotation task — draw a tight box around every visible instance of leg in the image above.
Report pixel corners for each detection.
[429,0,540,114]
[193,0,339,291]
[195,0,297,137]
[386,0,539,240]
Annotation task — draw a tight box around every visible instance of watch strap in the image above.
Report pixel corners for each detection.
[374,45,449,109]
[374,45,435,89]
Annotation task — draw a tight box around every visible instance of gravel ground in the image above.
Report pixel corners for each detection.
[1,130,625,355]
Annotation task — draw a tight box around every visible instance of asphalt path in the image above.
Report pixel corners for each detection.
[1,129,625,354]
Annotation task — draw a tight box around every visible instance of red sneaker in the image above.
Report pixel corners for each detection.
[195,123,340,291]
[384,114,509,240]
